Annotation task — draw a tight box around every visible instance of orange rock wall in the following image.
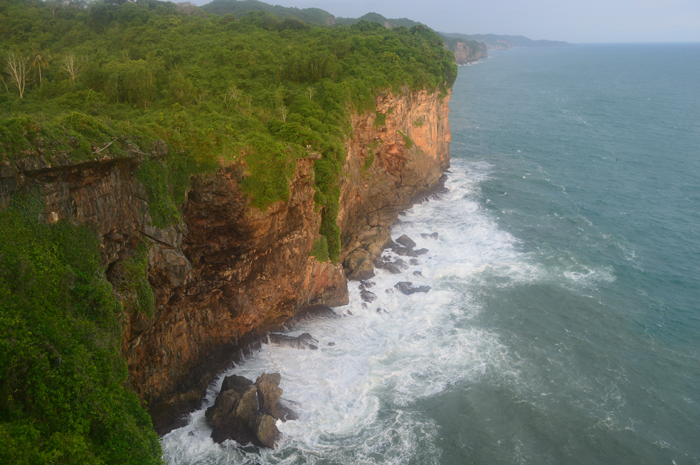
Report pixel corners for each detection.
[339,89,452,263]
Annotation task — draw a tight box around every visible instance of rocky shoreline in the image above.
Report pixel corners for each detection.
[200,226,440,448]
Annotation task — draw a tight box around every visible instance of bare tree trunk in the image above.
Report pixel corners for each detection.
[4,53,30,98]
[60,53,84,83]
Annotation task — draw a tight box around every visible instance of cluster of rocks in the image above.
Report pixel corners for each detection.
[348,232,439,306]
[344,233,438,281]
[205,373,297,448]
[205,232,440,447]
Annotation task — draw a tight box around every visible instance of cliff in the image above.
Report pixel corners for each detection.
[0,88,451,434]
[444,39,489,65]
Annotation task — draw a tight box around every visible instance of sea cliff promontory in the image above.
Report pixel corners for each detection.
[0,1,456,461]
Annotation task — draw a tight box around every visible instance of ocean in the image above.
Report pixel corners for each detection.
[161,44,700,464]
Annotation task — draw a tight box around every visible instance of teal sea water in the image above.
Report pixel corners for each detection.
[161,44,700,464]
[431,43,700,464]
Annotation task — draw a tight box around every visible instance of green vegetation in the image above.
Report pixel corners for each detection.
[335,12,425,29]
[0,191,161,464]
[398,129,414,149]
[362,151,375,172]
[308,236,329,262]
[203,0,335,27]
[113,241,155,318]
[0,0,456,259]
[374,111,386,128]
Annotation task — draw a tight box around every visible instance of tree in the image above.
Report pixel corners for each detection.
[59,53,84,83]
[279,105,289,122]
[4,53,31,98]
[31,48,51,86]
[223,85,241,110]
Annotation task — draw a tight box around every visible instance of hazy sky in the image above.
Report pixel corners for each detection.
[192,0,700,43]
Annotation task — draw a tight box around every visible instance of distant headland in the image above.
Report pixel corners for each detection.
[201,0,573,64]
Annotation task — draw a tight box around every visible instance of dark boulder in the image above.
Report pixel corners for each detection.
[393,246,418,257]
[414,248,429,255]
[394,282,431,295]
[396,234,417,249]
[205,373,298,448]
[348,258,375,281]
[361,290,377,302]
[221,374,254,394]
[384,263,402,274]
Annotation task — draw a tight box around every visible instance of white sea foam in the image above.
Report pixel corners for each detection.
[159,159,554,464]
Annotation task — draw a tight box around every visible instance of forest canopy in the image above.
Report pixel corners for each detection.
[0,0,456,259]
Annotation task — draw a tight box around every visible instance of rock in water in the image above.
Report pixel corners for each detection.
[414,248,429,255]
[384,263,402,274]
[205,372,297,448]
[348,257,375,281]
[255,373,283,419]
[361,290,377,302]
[255,415,280,448]
[396,234,417,249]
[221,374,254,393]
[394,281,431,295]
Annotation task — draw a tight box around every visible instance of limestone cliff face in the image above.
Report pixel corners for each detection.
[1,88,451,433]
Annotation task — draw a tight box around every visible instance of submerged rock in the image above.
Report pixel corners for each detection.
[267,332,318,350]
[414,248,429,255]
[393,246,418,257]
[421,232,439,240]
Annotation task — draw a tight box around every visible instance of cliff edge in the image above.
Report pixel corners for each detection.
[0,88,451,434]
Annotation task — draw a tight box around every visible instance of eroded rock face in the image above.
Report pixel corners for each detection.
[339,89,451,279]
[2,88,451,435]
[131,158,349,432]
[205,373,294,448]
